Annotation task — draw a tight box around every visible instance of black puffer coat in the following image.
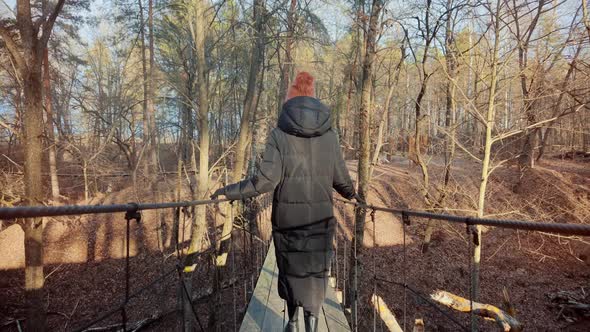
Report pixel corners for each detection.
[224,96,356,315]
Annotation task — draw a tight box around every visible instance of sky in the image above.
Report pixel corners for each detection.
[1,1,15,19]
[1,0,352,45]
[0,0,584,55]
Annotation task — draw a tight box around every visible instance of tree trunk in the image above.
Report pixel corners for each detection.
[131,104,138,183]
[147,0,158,176]
[181,74,195,164]
[146,0,165,252]
[43,48,60,201]
[347,1,383,329]
[370,47,404,179]
[219,0,265,266]
[412,0,437,208]
[473,2,502,330]
[138,0,150,176]
[415,81,431,205]
[515,1,545,175]
[343,47,358,150]
[441,0,457,201]
[424,0,457,252]
[231,0,265,182]
[536,40,583,162]
[4,1,68,330]
[184,1,210,330]
[23,63,46,332]
[277,0,297,110]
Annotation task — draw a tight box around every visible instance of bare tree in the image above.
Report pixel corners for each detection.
[370,36,406,179]
[423,0,466,252]
[277,0,297,110]
[510,0,547,175]
[406,0,446,207]
[348,0,384,329]
[0,0,67,330]
[219,0,266,266]
[182,0,211,330]
[43,48,60,200]
[137,0,158,177]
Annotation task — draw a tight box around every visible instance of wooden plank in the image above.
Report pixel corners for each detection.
[240,242,351,331]
[323,282,351,332]
[261,248,287,330]
[317,305,329,331]
[239,242,277,332]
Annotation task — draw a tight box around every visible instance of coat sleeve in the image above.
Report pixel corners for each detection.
[224,130,283,200]
[333,133,356,199]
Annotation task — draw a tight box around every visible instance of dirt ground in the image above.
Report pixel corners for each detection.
[0,177,271,332]
[1,154,589,331]
[332,156,590,331]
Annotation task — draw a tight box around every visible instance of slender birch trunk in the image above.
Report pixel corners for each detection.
[183,1,210,330]
[43,48,60,200]
[472,1,502,330]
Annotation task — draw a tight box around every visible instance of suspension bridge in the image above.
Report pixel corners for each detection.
[1,197,589,331]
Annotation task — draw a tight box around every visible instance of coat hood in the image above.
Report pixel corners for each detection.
[278,96,331,137]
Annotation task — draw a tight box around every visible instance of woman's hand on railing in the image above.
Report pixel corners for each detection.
[353,193,365,205]
[210,188,226,200]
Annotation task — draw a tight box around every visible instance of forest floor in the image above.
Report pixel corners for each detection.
[1,154,589,331]
[333,155,590,331]
[0,175,266,332]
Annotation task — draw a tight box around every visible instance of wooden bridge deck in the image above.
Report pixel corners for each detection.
[239,242,351,331]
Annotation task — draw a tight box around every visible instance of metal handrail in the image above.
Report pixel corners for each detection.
[0,199,229,220]
[335,198,590,236]
[2,197,588,236]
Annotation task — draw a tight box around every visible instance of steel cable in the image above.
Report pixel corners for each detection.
[0,199,229,220]
[402,212,408,332]
[335,198,590,236]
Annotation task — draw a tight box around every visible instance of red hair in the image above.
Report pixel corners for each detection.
[286,71,315,101]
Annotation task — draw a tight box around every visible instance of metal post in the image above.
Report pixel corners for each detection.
[231,202,237,332]
[122,206,140,331]
[401,211,410,332]
[371,209,376,332]
[467,223,480,332]
[352,204,359,332]
[176,265,204,331]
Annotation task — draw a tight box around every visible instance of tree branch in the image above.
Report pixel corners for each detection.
[39,0,67,48]
[0,117,18,137]
[0,26,26,70]
[491,104,585,144]
[0,0,15,18]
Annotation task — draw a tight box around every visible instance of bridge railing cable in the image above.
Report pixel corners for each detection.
[0,198,230,220]
[0,197,273,332]
[334,197,590,236]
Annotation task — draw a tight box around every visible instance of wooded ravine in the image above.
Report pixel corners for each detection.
[0,0,589,331]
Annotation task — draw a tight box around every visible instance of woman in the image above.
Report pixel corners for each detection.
[211,72,358,332]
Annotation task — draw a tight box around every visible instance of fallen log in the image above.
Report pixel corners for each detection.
[371,294,403,332]
[412,318,424,332]
[548,289,590,322]
[431,290,523,331]
[80,313,163,331]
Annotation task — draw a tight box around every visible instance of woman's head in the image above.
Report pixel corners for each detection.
[286,71,315,101]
